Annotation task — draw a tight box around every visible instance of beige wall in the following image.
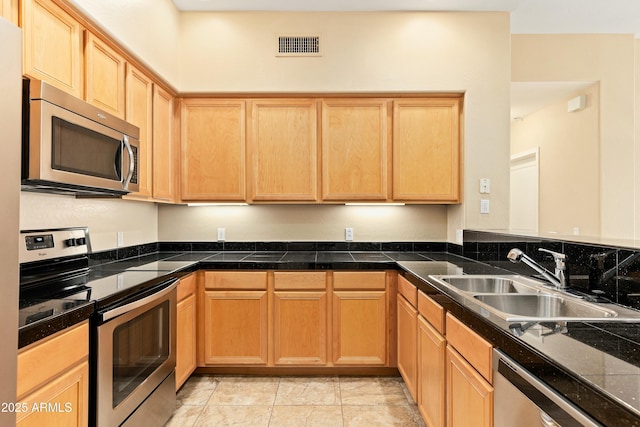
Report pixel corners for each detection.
[20,5,512,246]
[177,11,511,240]
[512,34,636,240]
[20,193,158,252]
[67,0,181,87]
[511,84,600,236]
[158,204,447,242]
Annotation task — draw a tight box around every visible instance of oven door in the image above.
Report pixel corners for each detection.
[95,279,177,427]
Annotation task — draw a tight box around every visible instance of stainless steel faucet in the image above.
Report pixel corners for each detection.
[507,248,569,289]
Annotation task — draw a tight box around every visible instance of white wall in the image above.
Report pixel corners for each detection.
[158,204,447,242]
[512,34,636,240]
[176,11,511,240]
[67,0,181,87]
[21,4,512,247]
[511,84,600,237]
[20,193,158,252]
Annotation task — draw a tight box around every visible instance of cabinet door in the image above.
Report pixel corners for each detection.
[322,99,389,201]
[124,64,154,199]
[152,86,175,202]
[16,361,89,427]
[180,99,246,201]
[397,294,417,402]
[418,316,446,427]
[446,346,493,427]
[249,99,318,201]
[203,290,268,365]
[393,99,461,202]
[333,291,386,365]
[273,291,327,365]
[176,293,196,390]
[22,0,84,98]
[85,33,126,119]
[1,0,18,25]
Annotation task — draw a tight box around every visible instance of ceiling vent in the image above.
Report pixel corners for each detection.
[276,34,321,57]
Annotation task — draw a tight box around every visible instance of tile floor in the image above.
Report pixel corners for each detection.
[165,375,427,426]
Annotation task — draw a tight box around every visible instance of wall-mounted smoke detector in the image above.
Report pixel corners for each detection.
[276,34,321,57]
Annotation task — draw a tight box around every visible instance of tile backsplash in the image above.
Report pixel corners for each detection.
[463,230,640,310]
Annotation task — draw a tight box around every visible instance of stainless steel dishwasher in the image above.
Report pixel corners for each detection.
[493,349,602,427]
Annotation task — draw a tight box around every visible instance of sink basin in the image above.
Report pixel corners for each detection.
[441,276,534,294]
[473,294,618,321]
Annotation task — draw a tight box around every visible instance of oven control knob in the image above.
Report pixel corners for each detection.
[64,237,86,247]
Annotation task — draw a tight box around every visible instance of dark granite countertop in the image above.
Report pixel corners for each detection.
[19,249,640,425]
[398,260,640,426]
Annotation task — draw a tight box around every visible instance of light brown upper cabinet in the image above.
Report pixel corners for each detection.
[152,86,176,202]
[180,99,247,201]
[248,99,318,202]
[393,98,461,202]
[322,99,389,201]
[124,64,154,200]
[2,0,19,25]
[85,33,126,119]
[22,0,84,98]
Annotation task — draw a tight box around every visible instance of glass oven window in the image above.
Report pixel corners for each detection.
[52,116,122,181]
[112,300,170,408]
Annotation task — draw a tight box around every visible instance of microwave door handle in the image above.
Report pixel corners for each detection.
[122,135,135,190]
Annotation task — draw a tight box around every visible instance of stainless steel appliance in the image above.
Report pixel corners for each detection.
[22,78,140,196]
[0,16,22,427]
[19,228,178,426]
[493,349,601,427]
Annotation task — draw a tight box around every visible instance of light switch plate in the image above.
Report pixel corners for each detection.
[217,228,226,241]
[480,199,490,214]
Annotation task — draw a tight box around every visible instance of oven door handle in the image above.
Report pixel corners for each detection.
[101,278,177,322]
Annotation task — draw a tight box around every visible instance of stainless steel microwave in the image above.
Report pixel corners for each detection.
[22,79,140,196]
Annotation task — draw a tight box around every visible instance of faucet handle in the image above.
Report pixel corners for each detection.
[538,248,566,268]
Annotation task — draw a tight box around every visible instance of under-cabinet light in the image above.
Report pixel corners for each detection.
[344,203,406,206]
[187,203,249,207]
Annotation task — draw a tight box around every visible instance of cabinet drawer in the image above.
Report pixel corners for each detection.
[418,291,445,334]
[333,271,386,290]
[17,322,89,399]
[177,273,197,301]
[274,271,327,290]
[398,275,417,307]
[204,271,267,290]
[445,313,492,383]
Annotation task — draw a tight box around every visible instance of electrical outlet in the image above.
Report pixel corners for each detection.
[117,231,124,247]
[480,178,491,194]
[455,229,464,244]
[345,227,354,241]
[217,228,226,242]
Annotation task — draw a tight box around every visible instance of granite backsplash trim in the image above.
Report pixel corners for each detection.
[88,241,456,266]
[463,230,640,310]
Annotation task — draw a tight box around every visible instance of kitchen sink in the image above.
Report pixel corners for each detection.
[473,294,618,321]
[440,276,536,294]
[427,274,640,323]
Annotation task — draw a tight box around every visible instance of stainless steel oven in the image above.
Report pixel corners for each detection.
[22,78,139,196]
[19,227,179,427]
[95,278,177,427]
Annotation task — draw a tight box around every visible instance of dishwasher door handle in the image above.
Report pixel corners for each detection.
[494,349,601,427]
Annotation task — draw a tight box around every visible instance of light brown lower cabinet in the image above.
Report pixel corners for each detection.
[198,270,394,369]
[445,313,494,427]
[417,315,446,427]
[273,271,328,365]
[446,345,493,427]
[176,273,197,390]
[397,293,418,400]
[16,322,89,427]
[332,271,389,366]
